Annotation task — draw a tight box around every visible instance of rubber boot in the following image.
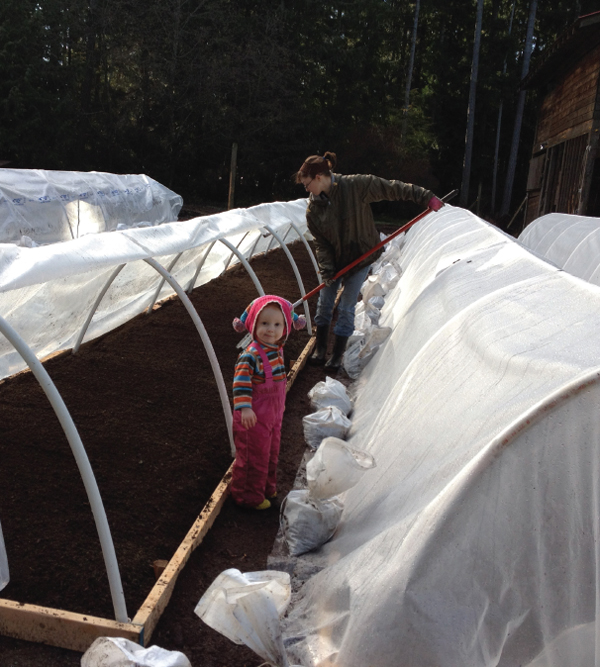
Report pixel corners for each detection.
[325,335,349,370]
[310,325,329,365]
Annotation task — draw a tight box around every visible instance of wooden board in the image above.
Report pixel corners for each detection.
[132,464,233,641]
[0,599,142,652]
[287,334,316,390]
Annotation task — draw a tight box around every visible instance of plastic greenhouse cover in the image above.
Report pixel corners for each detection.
[0,196,309,380]
[282,205,600,667]
[518,212,600,286]
[0,169,184,244]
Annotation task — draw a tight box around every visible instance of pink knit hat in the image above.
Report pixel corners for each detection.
[232,295,306,341]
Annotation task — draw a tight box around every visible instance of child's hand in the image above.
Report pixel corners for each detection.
[240,407,257,429]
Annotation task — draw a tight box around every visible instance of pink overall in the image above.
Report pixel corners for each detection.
[231,343,287,507]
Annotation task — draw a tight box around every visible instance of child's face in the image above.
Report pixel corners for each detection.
[255,305,285,345]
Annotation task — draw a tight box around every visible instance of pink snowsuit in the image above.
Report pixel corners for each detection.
[231,342,286,506]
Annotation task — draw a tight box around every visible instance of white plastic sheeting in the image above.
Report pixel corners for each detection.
[82,636,191,667]
[0,198,309,380]
[518,212,600,285]
[0,169,183,244]
[282,205,600,667]
[195,569,299,667]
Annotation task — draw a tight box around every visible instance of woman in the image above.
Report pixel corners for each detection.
[296,151,442,369]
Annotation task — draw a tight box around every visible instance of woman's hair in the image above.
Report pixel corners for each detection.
[295,152,337,183]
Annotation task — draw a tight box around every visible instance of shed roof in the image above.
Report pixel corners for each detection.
[522,11,600,89]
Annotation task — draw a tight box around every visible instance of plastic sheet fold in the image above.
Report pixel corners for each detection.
[0,196,309,380]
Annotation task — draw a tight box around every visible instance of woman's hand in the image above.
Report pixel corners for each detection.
[428,195,444,212]
[240,407,257,429]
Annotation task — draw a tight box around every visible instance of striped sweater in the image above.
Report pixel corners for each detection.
[232,341,286,410]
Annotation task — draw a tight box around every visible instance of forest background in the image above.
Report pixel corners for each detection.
[0,0,597,225]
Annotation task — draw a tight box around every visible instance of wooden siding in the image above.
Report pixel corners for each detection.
[536,43,600,148]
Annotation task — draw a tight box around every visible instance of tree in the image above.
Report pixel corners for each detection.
[460,0,485,207]
[500,0,537,218]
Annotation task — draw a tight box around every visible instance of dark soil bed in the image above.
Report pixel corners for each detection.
[0,237,339,666]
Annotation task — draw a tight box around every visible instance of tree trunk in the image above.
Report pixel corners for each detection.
[401,0,420,145]
[500,0,538,218]
[460,0,484,208]
[491,1,516,214]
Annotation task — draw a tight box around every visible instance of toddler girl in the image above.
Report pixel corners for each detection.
[231,295,305,509]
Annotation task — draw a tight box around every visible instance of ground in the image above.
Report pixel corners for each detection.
[0,222,340,667]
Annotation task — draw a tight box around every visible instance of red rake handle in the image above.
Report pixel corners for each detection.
[293,189,457,309]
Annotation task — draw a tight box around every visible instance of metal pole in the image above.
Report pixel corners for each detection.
[144,258,236,456]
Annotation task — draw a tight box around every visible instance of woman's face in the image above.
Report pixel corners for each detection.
[300,173,330,196]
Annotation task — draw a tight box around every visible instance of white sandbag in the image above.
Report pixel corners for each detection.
[343,337,368,380]
[379,264,401,292]
[280,490,344,557]
[353,304,373,334]
[370,234,405,274]
[306,437,376,500]
[81,637,191,667]
[354,299,382,333]
[361,275,387,302]
[195,569,299,667]
[0,519,8,591]
[308,376,352,416]
[369,295,385,310]
[343,326,392,380]
[302,406,352,450]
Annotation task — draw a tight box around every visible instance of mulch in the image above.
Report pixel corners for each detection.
[0,231,343,667]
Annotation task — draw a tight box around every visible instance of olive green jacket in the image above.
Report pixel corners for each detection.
[306,173,433,280]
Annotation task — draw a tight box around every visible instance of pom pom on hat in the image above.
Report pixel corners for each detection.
[294,314,307,330]
[232,317,246,333]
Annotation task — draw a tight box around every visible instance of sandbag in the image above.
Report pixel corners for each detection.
[302,406,352,450]
[280,490,344,557]
[81,637,191,667]
[195,569,300,667]
[308,376,352,416]
[306,437,376,500]
[378,264,401,292]
[343,326,392,380]
[360,274,387,303]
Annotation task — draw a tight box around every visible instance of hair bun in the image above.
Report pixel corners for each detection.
[323,152,337,169]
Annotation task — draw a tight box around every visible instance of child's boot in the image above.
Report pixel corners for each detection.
[253,498,271,510]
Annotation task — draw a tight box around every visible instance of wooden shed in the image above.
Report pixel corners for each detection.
[522,11,600,225]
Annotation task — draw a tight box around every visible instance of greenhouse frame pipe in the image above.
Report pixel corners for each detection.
[266,231,278,253]
[279,224,293,245]
[223,231,250,273]
[187,240,217,294]
[218,238,265,297]
[0,315,128,623]
[147,252,184,315]
[73,264,126,354]
[248,230,265,261]
[263,224,312,336]
[144,258,235,456]
[288,220,322,283]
